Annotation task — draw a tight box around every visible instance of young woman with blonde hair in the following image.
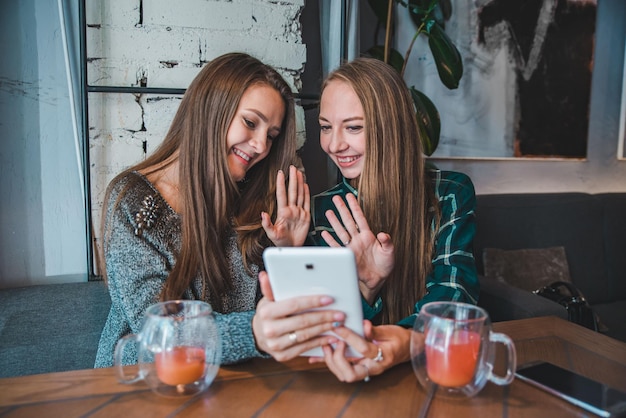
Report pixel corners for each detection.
[254,57,479,381]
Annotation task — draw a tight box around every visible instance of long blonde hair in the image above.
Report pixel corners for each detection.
[102,53,297,309]
[322,58,440,324]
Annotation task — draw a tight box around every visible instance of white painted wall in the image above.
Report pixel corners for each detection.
[397,0,626,194]
[86,0,307,253]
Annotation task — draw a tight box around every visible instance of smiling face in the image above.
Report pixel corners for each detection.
[226,83,285,182]
[318,80,366,180]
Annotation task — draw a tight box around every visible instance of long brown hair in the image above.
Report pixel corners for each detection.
[321,58,440,324]
[102,53,297,309]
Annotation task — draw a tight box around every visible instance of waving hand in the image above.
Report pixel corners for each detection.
[321,193,394,304]
[262,165,311,247]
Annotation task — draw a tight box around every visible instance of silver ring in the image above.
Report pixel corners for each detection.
[372,347,383,363]
[288,331,297,343]
[361,364,370,382]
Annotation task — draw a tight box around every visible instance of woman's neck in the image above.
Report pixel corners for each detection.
[142,159,181,213]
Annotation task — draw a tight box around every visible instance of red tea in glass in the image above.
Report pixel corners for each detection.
[114,300,221,397]
[411,302,517,398]
[425,329,481,387]
[155,346,206,386]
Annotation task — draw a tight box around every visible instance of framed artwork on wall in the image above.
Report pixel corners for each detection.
[397,0,598,160]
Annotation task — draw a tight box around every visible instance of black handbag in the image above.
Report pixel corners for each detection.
[533,281,599,332]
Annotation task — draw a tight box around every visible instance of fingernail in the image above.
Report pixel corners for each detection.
[320,296,334,305]
[333,312,345,321]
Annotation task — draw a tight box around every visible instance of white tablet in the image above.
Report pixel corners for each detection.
[262,247,364,357]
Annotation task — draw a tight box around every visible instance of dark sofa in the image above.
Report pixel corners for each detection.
[474,192,626,343]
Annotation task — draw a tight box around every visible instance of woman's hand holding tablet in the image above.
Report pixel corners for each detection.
[261,247,365,358]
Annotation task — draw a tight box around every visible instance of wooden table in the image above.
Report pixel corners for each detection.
[0,316,625,417]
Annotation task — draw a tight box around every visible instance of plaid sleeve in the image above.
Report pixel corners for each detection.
[398,171,480,327]
[308,178,358,247]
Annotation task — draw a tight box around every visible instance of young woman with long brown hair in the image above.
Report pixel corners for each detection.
[95,52,340,367]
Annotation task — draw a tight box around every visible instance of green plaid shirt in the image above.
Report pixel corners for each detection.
[308,170,479,327]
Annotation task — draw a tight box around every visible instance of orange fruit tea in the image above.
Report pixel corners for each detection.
[425,330,481,387]
[155,346,206,386]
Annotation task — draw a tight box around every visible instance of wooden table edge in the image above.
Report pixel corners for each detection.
[493,316,626,364]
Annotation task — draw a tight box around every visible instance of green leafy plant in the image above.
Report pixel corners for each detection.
[365,0,463,156]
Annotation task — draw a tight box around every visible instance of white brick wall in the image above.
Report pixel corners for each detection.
[87,0,306,254]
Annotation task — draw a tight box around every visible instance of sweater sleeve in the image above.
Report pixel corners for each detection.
[95,187,176,367]
[103,192,172,338]
[214,311,270,365]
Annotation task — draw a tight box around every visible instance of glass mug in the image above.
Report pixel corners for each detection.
[114,300,221,397]
[410,301,516,398]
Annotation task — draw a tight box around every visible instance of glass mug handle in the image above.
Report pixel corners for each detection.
[487,332,517,385]
[114,334,143,384]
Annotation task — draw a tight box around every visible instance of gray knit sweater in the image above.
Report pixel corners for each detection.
[94,171,267,368]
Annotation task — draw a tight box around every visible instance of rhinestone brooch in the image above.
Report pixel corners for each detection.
[134,195,160,237]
